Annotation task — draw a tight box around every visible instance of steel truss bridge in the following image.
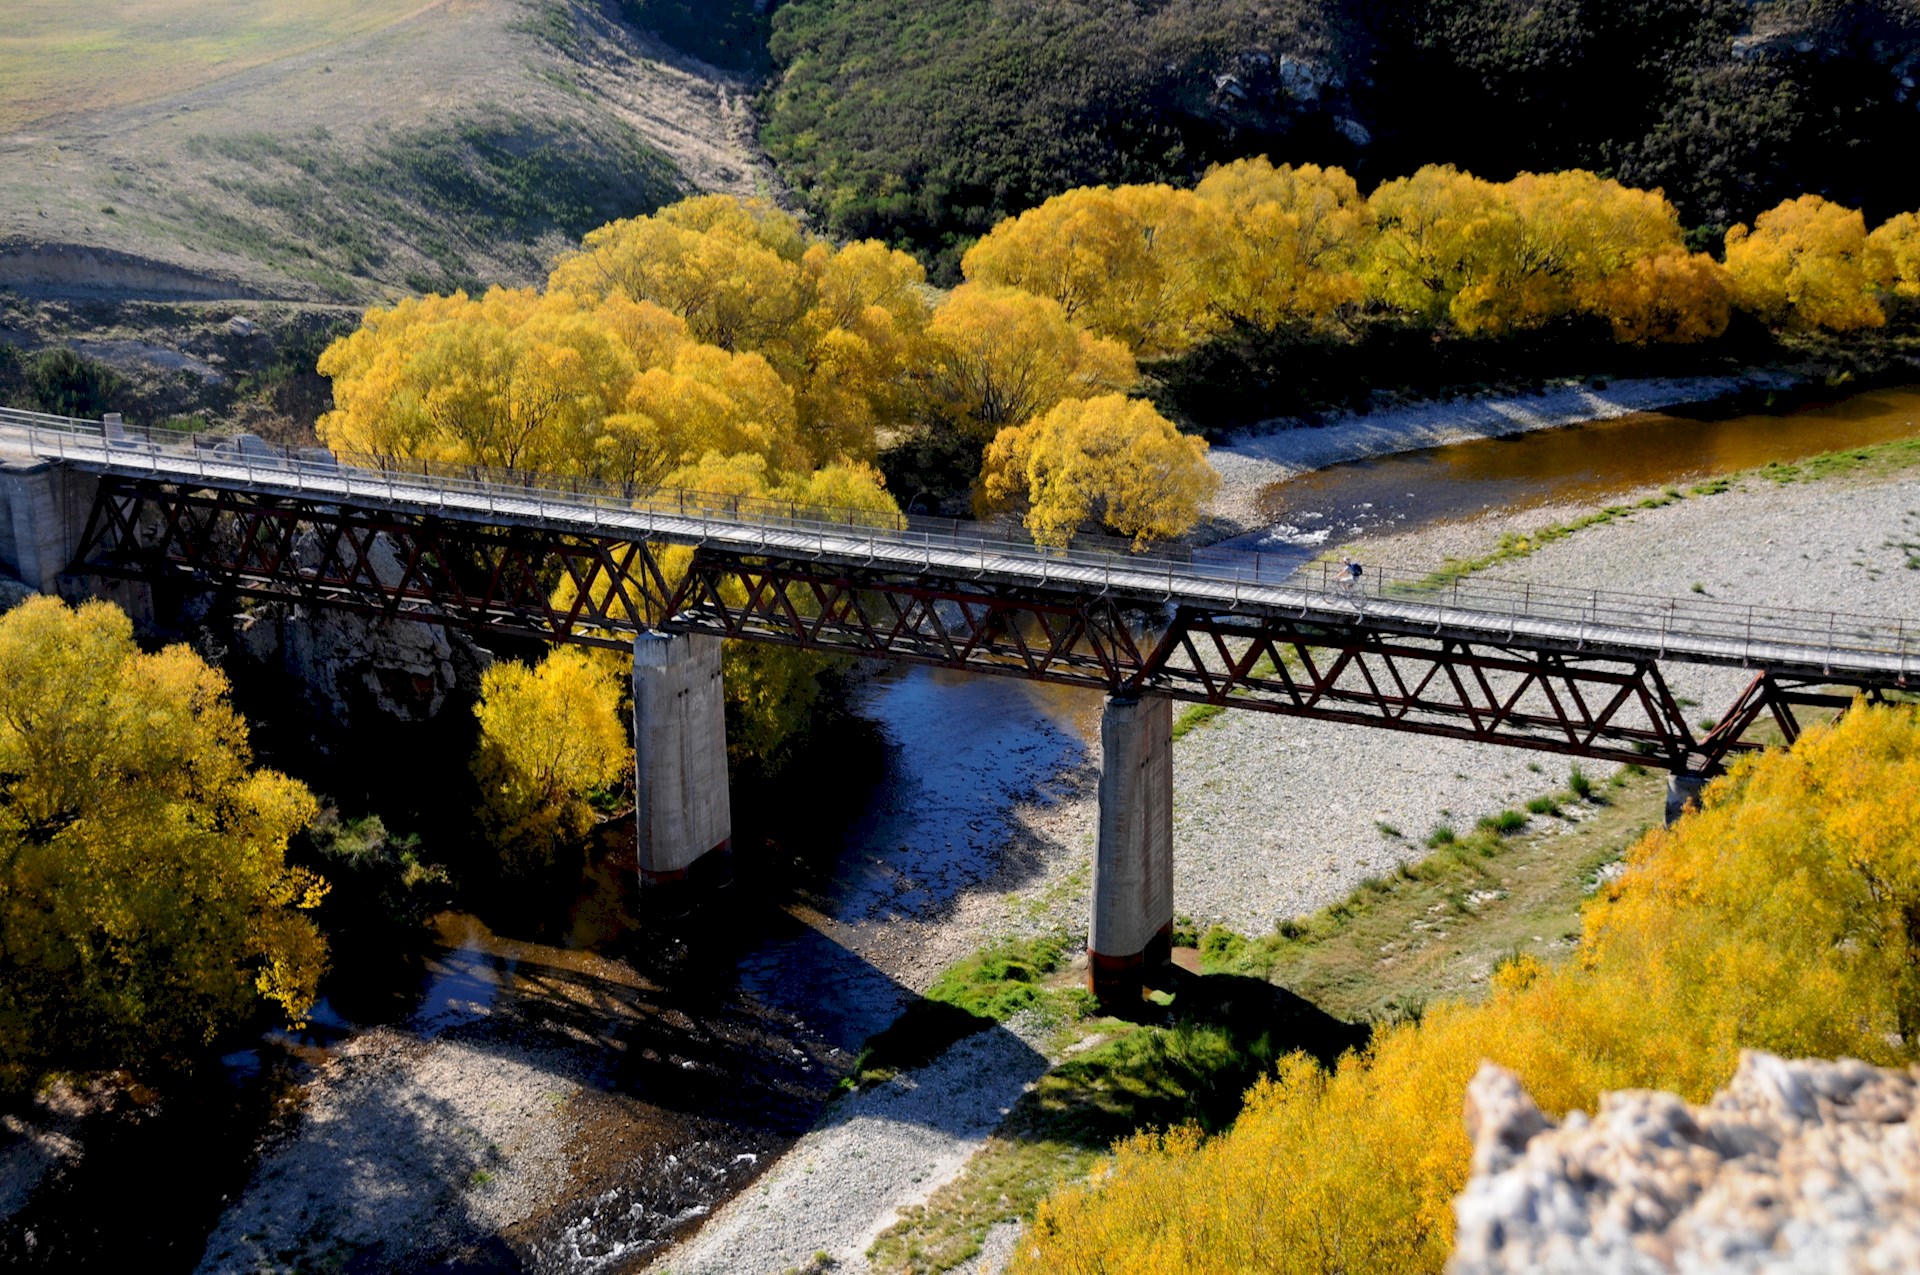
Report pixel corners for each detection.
[3,408,1915,777]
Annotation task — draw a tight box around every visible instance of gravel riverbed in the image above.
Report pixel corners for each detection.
[1160,468,1920,936]
[646,1018,1051,1275]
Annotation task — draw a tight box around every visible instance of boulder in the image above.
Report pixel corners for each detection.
[1451,1053,1920,1273]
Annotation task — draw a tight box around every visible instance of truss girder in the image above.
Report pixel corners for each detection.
[72,479,1889,774]
[74,479,670,650]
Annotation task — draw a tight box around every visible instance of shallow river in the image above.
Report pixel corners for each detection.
[1249,385,1920,554]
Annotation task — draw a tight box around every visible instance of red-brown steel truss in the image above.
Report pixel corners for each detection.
[74,478,1891,775]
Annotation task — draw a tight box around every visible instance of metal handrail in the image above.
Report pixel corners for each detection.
[1,406,1916,672]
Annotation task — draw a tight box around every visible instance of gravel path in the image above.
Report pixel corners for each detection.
[647,1019,1050,1275]
[1207,372,1794,530]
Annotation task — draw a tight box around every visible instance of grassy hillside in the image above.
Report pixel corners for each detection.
[0,0,428,132]
[0,0,776,441]
[0,0,776,304]
[761,0,1920,278]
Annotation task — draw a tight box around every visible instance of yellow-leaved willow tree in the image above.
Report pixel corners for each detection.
[1364,165,1727,341]
[317,196,923,807]
[1013,702,1920,1275]
[916,283,1139,440]
[473,646,630,877]
[548,194,933,463]
[1193,157,1373,334]
[979,394,1218,547]
[0,597,326,1088]
[1726,194,1894,331]
[960,184,1226,360]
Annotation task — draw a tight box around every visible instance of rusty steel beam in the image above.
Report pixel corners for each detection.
[73,477,670,650]
[71,478,1880,774]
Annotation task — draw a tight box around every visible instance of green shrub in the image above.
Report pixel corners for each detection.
[27,348,119,418]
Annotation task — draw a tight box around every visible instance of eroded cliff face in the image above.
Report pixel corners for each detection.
[233,602,492,727]
[1452,1053,1920,1274]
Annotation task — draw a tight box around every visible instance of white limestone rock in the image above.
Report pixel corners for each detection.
[1450,1053,1920,1274]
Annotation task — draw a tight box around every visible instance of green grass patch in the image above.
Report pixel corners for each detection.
[1477,809,1528,835]
[1171,701,1226,738]
[841,934,1079,1091]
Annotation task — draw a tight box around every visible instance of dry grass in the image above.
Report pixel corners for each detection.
[0,0,432,132]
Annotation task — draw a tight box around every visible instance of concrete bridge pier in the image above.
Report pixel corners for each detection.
[1089,691,1175,1009]
[1665,773,1710,825]
[633,631,732,898]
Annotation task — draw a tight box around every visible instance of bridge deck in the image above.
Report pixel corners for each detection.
[2,408,1914,687]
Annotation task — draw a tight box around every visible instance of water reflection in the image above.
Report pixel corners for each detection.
[1248,386,1920,553]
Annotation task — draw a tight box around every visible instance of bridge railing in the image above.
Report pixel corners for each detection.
[1,406,1915,671]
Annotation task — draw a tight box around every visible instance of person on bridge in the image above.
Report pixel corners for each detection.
[1341,559,1363,587]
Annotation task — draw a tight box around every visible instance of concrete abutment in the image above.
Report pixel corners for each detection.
[0,457,154,623]
[1089,691,1175,1009]
[633,630,732,901]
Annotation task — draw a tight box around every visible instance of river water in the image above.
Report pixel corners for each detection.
[1249,385,1920,555]
[7,384,1919,1271]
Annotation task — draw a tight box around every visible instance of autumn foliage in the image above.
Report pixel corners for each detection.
[1013,703,1920,1273]
[0,597,327,1086]
[319,169,1920,574]
[980,395,1218,547]
[472,646,630,875]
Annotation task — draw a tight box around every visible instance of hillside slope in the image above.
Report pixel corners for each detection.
[0,0,774,304]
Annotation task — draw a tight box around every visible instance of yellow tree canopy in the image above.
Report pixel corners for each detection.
[1194,157,1372,331]
[318,288,648,470]
[601,344,806,488]
[472,646,629,873]
[979,393,1218,547]
[1585,249,1732,344]
[1363,165,1513,329]
[1013,702,1920,1274]
[317,286,818,489]
[1365,166,1694,338]
[921,285,1138,441]
[548,195,931,462]
[0,597,325,1086]
[1868,211,1920,302]
[1725,195,1891,331]
[961,183,1226,359]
